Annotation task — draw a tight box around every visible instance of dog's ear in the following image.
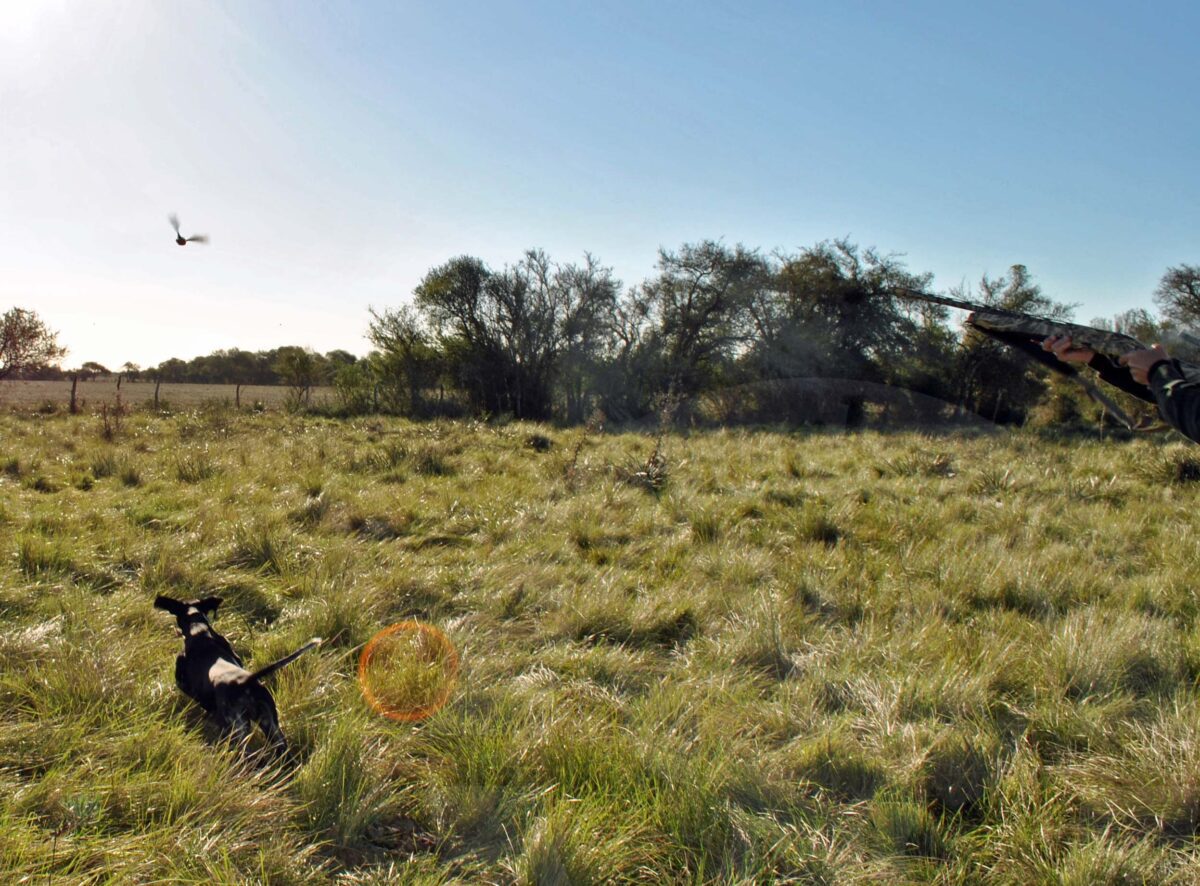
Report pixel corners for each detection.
[194,596,223,617]
[153,595,186,616]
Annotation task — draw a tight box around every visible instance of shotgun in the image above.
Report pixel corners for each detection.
[895,289,1173,428]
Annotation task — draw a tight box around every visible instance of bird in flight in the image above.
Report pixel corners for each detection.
[169,214,208,246]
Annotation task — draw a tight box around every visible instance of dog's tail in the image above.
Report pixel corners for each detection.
[249,638,322,682]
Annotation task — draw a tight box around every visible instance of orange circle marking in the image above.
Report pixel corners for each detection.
[358,621,459,722]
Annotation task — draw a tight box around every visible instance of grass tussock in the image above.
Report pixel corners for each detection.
[3,412,1200,882]
[1133,444,1200,485]
[174,451,220,484]
[564,605,699,650]
[228,521,290,574]
[17,534,75,577]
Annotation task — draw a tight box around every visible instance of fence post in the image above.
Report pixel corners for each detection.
[69,374,79,414]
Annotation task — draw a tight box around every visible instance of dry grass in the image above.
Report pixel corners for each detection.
[0,378,336,411]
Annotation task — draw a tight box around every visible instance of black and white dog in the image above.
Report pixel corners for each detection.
[154,594,320,753]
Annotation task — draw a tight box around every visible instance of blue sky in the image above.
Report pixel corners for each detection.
[2,0,1198,368]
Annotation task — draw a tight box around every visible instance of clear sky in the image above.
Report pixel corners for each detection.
[3,0,1198,369]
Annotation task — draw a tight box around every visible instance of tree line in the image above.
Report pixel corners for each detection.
[354,241,1200,426]
[8,243,1200,426]
[15,346,358,390]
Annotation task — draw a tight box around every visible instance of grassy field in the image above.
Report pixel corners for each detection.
[3,408,1200,883]
[0,379,337,411]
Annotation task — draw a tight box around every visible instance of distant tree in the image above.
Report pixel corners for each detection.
[1,307,66,379]
[1091,308,1167,343]
[367,305,438,415]
[728,240,947,424]
[141,347,351,387]
[413,250,620,419]
[274,347,319,405]
[80,361,110,377]
[120,361,141,380]
[1154,264,1200,327]
[746,239,935,383]
[1092,307,1200,365]
[1110,308,1162,341]
[228,348,274,385]
[324,350,358,383]
[155,357,188,382]
[552,254,620,422]
[591,287,657,420]
[333,358,377,414]
[641,241,766,397]
[887,299,960,403]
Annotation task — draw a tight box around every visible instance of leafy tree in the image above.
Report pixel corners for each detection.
[155,357,188,382]
[552,253,620,422]
[640,241,766,397]
[367,305,438,415]
[1107,308,1162,342]
[1091,308,1200,369]
[590,287,657,420]
[231,348,277,385]
[135,347,345,387]
[324,350,358,384]
[333,358,377,414]
[1153,264,1200,326]
[274,347,319,406]
[414,251,619,419]
[1,307,66,379]
[887,300,961,403]
[746,239,935,384]
[723,240,946,424]
[412,256,500,413]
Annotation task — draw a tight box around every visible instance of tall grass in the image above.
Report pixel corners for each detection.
[4,412,1200,881]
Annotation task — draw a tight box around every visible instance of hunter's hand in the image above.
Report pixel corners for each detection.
[1118,345,1169,385]
[1042,334,1095,364]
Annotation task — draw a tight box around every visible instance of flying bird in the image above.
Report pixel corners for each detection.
[169,214,208,246]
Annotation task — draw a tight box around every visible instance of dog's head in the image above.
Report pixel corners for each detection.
[154,594,223,636]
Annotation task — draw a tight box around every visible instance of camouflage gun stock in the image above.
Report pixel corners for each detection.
[895,289,1156,429]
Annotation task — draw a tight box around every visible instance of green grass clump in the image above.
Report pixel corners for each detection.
[5,411,1200,881]
[174,452,219,483]
[871,790,951,860]
[228,521,290,574]
[16,534,75,577]
[89,451,122,479]
[412,446,453,476]
[783,729,882,801]
[1134,444,1200,485]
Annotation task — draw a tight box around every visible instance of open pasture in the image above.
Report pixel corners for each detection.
[3,409,1200,883]
[0,379,336,412]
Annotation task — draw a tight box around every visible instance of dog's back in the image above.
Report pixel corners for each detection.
[155,594,320,753]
